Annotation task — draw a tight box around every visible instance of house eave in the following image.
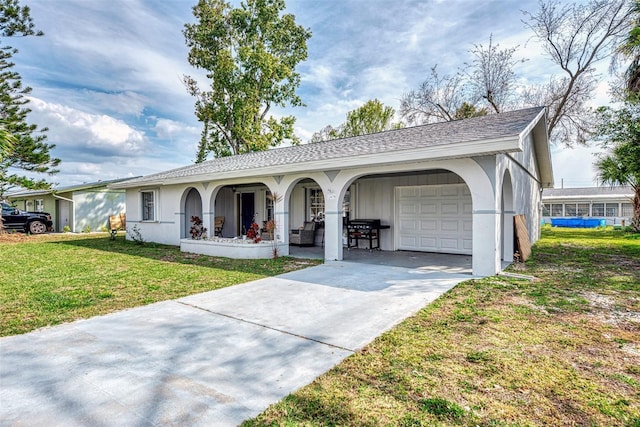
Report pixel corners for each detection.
[112,136,522,189]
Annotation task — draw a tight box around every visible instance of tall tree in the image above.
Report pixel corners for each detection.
[400,66,474,125]
[522,0,632,145]
[466,36,523,114]
[311,99,402,143]
[183,0,311,161]
[0,0,59,198]
[402,0,632,146]
[593,102,640,232]
[401,39,520,124]
[615,0,640,96]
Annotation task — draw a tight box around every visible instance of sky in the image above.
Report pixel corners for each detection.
[8,0,613,189]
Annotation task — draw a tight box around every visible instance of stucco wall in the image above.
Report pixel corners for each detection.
[73,189,125,232]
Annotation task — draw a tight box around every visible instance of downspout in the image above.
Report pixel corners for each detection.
[52,193,75,232]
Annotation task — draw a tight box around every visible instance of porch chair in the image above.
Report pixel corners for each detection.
[214,216,225,237]
[289,221,316,246]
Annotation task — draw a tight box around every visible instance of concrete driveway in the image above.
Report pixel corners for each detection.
[0,261,473,426]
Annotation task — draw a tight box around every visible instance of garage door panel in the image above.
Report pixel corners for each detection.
[420,203,437,214]
[420,219,437,231]
[440,238,460,250]
[400,235,418,248]
[396,184,472,255]
[441,203,459,215]
[420,187,437,197]
[399,202,418,215]
[419,237,437,250]
[441,186,460,197]
[440,220,460,232]
[399,219,418,231]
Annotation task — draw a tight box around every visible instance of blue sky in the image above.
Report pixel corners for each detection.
[10,0,610,188]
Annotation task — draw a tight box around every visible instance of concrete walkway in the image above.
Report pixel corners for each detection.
[0,261,473,426]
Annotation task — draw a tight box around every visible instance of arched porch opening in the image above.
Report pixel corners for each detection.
[209,182,275,238]
[341,169,473,263]
[501,170,515,262]
[286,177,326,250]
[181,187,203,239]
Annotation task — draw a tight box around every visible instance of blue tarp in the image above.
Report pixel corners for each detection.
[550,218,606,228]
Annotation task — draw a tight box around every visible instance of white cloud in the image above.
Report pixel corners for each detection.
[28,97,147,154]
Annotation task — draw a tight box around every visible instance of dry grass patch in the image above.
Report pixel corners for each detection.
[245,227,640,426]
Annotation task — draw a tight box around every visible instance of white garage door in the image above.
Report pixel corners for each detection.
[396,184,472,254]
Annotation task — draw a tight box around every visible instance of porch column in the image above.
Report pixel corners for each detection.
[323,194,343,261]
[274,197,290,256]
[472,210,500,276]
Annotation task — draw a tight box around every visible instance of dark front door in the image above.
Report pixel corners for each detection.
[240,192,255,235]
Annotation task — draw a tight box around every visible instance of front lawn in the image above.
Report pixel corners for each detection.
[0,233,320,337]
[245,227,640,426]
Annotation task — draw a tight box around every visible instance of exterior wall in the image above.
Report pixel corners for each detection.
[7,187,125,233]
[496,132,544,247]
[73,189,125,232]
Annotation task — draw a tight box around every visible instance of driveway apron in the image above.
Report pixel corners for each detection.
[0,261,472,426]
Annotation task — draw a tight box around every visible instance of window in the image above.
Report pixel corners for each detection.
[592,203,604,216]
[141,191,155,221]
[265,191,274,222]
[622,203,633,217]
[605,203,618,217]
[35,199,44,212]
[565,204,576,216]
[542,203,550,216]
[551,204,563,216]
[308,188,325,221]
[577,203,589,216]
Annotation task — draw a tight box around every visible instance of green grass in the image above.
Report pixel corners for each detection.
[245,227,640,426]
[0,233,320,336]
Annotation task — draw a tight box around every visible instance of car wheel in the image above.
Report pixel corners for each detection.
[29,221,47,234]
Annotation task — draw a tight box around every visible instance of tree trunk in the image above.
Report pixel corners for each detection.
[631,185,640,233]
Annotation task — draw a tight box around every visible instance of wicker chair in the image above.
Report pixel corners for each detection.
[214,216,225,237]
[289,221,316,246]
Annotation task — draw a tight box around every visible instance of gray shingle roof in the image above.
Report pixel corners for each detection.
[543,186,633,198]
[119,106,545,186]
[6,177,139,198]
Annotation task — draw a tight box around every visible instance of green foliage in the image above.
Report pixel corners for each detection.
[594,101,640,231]
[0,0,59,198]
[183,0,311,161]
[311,99,402,142]
[62,225,70,233]
[82,225,91,233]
[419,397,465,420]
[0,233,320,336]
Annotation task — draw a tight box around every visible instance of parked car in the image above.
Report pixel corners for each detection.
[1,202,53,234]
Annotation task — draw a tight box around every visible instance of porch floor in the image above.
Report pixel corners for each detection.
[289,245,479,275]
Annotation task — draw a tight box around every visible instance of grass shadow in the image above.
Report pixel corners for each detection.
[49,233,321,277]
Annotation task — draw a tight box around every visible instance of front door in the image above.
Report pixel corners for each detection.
[240,192,255,235]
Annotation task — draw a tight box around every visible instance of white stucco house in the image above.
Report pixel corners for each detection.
[111,106,553,276]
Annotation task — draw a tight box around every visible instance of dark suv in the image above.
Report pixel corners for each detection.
[1,202,53,234]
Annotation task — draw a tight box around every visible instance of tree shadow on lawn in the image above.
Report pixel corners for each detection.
[50,234,320,277]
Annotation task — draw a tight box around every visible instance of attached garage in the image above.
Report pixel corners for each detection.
[395,184,472,254]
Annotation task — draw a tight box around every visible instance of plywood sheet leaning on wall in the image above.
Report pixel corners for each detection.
[514,214,532,261]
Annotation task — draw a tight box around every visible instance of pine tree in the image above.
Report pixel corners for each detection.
[0,0,59,198]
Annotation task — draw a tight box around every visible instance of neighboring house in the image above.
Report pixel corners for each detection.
[542,186,634,226]
[6,178,135,232]
[111,107,552,277]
